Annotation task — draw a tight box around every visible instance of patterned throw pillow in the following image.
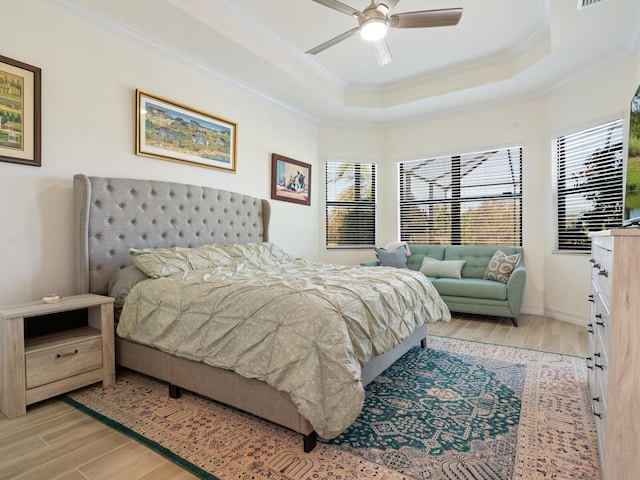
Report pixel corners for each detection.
[483,250,521,283]
[375,247,408,268]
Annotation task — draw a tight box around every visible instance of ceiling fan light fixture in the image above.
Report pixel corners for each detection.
[360,18,388,41]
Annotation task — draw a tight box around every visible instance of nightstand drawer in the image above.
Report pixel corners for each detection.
[25,335,102,389]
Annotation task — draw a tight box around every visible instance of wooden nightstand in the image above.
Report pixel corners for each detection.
[0,293,115,419]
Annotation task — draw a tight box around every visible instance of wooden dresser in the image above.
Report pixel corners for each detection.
[588,229,640,480]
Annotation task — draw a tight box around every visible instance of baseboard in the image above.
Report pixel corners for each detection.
[522,305,588,326]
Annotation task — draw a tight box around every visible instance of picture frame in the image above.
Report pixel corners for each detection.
[136,89,237,172]
[271,153,311,206]
[0,54,41,167]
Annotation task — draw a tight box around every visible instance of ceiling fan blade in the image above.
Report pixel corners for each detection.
[389,8,463,28]
[306,27,360,55]
[311,0,362,18]
[373,38,394,67]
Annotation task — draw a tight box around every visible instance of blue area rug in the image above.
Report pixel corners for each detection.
[325,344,525,478]
[321,336,599,479]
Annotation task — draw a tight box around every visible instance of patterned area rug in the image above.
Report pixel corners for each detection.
[63,336,600,480]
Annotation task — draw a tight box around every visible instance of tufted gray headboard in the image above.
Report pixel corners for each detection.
[73,174,270,295]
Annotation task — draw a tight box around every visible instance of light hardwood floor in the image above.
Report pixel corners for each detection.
[0,313,589,479]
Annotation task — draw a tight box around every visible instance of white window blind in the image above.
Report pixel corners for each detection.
[326,161,376,248]
[399,147,522,245]
[554,119,623,251]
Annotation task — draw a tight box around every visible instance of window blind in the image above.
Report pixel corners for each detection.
[555,119,623,251]
[326,161,376,248]
[399,147,522,245]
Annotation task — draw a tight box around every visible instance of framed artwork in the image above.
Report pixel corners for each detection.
[0,55,41,167]
[136,89,237,172]
[271,153,311,206]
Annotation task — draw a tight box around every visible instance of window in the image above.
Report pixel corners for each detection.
[399,147,522,245]
[554,119,623,252]
[326,161,376,248]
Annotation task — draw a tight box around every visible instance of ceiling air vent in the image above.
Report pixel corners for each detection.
[578,0,608,9]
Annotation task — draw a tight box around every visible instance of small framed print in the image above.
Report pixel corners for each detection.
[0,54,41,167]
[271,153,311,206]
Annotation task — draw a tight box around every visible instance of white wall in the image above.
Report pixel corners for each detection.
[0,1,320,304]
[319,57,640,323]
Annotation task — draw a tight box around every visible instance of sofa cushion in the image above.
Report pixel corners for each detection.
[375,247,408,268]
[430,277,508,301]
[444,245,521,279]
[419,258,466,279]
[406,245,445,270]
[483,250,521,283]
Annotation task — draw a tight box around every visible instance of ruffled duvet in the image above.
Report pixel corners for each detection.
[116,243,450,439]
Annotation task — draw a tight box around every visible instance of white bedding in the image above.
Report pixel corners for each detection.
[116,243,450,438]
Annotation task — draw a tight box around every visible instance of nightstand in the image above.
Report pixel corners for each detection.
[0,293,115,419]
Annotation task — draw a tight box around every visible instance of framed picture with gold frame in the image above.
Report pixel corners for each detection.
[0,54,41,167]
[136,89,237,172]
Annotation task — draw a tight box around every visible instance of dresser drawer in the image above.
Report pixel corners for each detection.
[594,325,609,397]
[592,372,607,474]
[591,239,613,302]
[594,294,611,358]
[25,335,103,389]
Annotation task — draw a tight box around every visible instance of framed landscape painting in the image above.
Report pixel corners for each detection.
[0,54,41,167]
[136,90,237,172]
[271,153,311,206]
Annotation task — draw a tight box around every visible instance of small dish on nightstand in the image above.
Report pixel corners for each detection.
[42,294,62,304]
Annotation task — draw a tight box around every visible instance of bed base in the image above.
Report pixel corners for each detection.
[116,324,427,452]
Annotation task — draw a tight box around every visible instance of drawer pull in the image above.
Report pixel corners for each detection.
[592,397,603,418]
[595,362,604,370]
[589,258,595,264]
[592,263,600,269]
[588,294,595,303]
[56,349,79,358]
[587,323,594,334]
[596,321,605,327]
[598,269,608,277]
[586,357,593,369]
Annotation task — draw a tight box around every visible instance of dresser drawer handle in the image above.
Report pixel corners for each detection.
[598,269,608,277]
[596,321,605,327]
[592,397,603,418]
[586,357,593,369]
[595,362,604,370]
[587,323,594,334]
[592,263,601,269]
[588,294,595,303]
[56,349,79,358]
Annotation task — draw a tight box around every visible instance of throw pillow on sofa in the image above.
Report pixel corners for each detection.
[375,246,408,268]
[419,257,466,278]
[483,250,521,283]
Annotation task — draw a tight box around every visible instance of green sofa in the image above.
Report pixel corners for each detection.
[362,245,525,326]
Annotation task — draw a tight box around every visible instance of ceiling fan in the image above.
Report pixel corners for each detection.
[306,0,463,66]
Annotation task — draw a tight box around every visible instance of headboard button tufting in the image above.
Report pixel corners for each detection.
[74,175,269,295]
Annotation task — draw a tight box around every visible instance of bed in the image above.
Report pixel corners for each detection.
[72,174,450,451]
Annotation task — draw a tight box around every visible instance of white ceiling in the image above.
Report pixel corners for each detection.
[65,0,640,124]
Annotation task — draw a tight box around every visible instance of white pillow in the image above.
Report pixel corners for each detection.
[384,241,411,256]
[419,257,466,279]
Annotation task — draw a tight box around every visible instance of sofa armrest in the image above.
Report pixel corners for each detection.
[506,265,526,318]
[360,260,380,267]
